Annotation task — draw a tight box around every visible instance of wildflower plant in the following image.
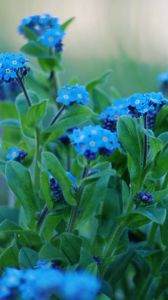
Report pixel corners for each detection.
[0,11,168,300]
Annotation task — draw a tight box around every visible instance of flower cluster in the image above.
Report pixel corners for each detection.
[6,148,27,162]
[0,53,29,83]
[0,267,100,300]
[56,85,89,106]
[49,171,76,202]
[135,191,154,205]
[70,125,119,160]
[99,99,128,131]
[127,92,168,117]
[18,14,65,50]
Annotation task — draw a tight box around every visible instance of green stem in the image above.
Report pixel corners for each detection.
[134,274,153,300]
[50,105,65,126]
[103,223,125,269]
[143,114,148,169]
[17,76,32,107]
[34,128,41,191]
[148,223,158,246]
[37,205,49,229]
[66,165,89,232]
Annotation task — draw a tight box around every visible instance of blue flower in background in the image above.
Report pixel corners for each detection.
[18,14,65,50]
[0,267,100,300]
[70,125,119,160]
[60,271,101,300]
[0,53,29,83]
[56,85,89,106]
[6,148,27,161]
[157,71,168,84]
[39,27,65,48]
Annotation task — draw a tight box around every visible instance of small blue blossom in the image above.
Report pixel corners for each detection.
[0,53,29,83]
[6,148,27,161]
[18,14,65,50]
[70,125,119,160]
[157,71,168,84]
[136,192,154,205]
[56,85,89,106]
[99,103,129,131]
[39,27,64,48]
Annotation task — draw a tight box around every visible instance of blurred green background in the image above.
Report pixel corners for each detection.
[0,0,168,204]
[0,0,167,95]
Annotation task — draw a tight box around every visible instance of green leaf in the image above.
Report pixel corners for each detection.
[0,220,21,232]
[21,41,50,58]
[26,100,47,128]
[150,146,168,178]
[39,214,62,241]
[117,116,144,192]
[0,119,20,129]
[19,247,38,268]
[60,233,82,264]
[62,17,75,30]
[21,26,37,41]
[5,161,37,227]
[38,56,62,72]
[155,105,168,135]
[0,207,19,223]
[97,295,111,300]
[86,70,112,92]
[123,207,166,228]
[0,102,18,119]
[0,241,19,268]
[40,171,53,208]
[42,151,76,206]
[45,104,94,141]
[39,243,68,263]
[91,88,111,113]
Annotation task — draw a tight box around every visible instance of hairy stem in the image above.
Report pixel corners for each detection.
[17,76,32,107]
[50,105,65,126]
[34,127,41,191]
[143,114,148,168]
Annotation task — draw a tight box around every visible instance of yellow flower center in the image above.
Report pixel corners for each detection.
[102,137,108,142]
[6,68,11,74]
[89,141,96,147]
[48,36,54,43]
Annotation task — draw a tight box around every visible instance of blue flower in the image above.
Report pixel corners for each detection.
[60,271,101,300]
[0,53,29,83]
[136,192,154,205]
[99,101,129,131]
[157,71,168,83]
[127,92,168,117]
[18,14,65,50]
[39,27,65,48]
[49,171,76,201]
[6,148,27,161]
[56,85,89,106]
[70,125,119,160]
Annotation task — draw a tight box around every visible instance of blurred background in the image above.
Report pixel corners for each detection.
[0,0,168,95]
[0,0,168,203]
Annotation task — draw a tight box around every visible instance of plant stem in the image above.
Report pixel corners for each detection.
[37,205,49,228]
[34,127,41,191]
[66,165,89,232]
[134,274,153,300]
[143,114,148,169]
[103,223,125,268]
[148,223,158,246]
[17,76,32,107]
[50,70,60,99]
[50,105,65,126]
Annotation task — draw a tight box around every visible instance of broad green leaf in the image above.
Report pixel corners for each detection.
[150,146,168,178]
[26,100,47,128]
[104,249,135,284]
[39,243,68,263]
[91,88,111,113]
[123,207,166,228]
[98,295,111,300]
[61,17,75,30]
[60,233,82,264]
[19,247,38,268]
[155,105,168,135]
[0,220,21,232]
[86,70,112,92]
[45,104,95,141]
[21,26,37,41]
[0,241,19,268]
[117,116,144,192]
[0,102,18,119]
[38,57,62,72]
[40,171,53,208]
[39,214,62,241]
[21,41,50,58]
[5,161,37,227]
[42,151,76,205]
[0,207,19,223]
[0,119,20,129]
[16,230,42,249]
